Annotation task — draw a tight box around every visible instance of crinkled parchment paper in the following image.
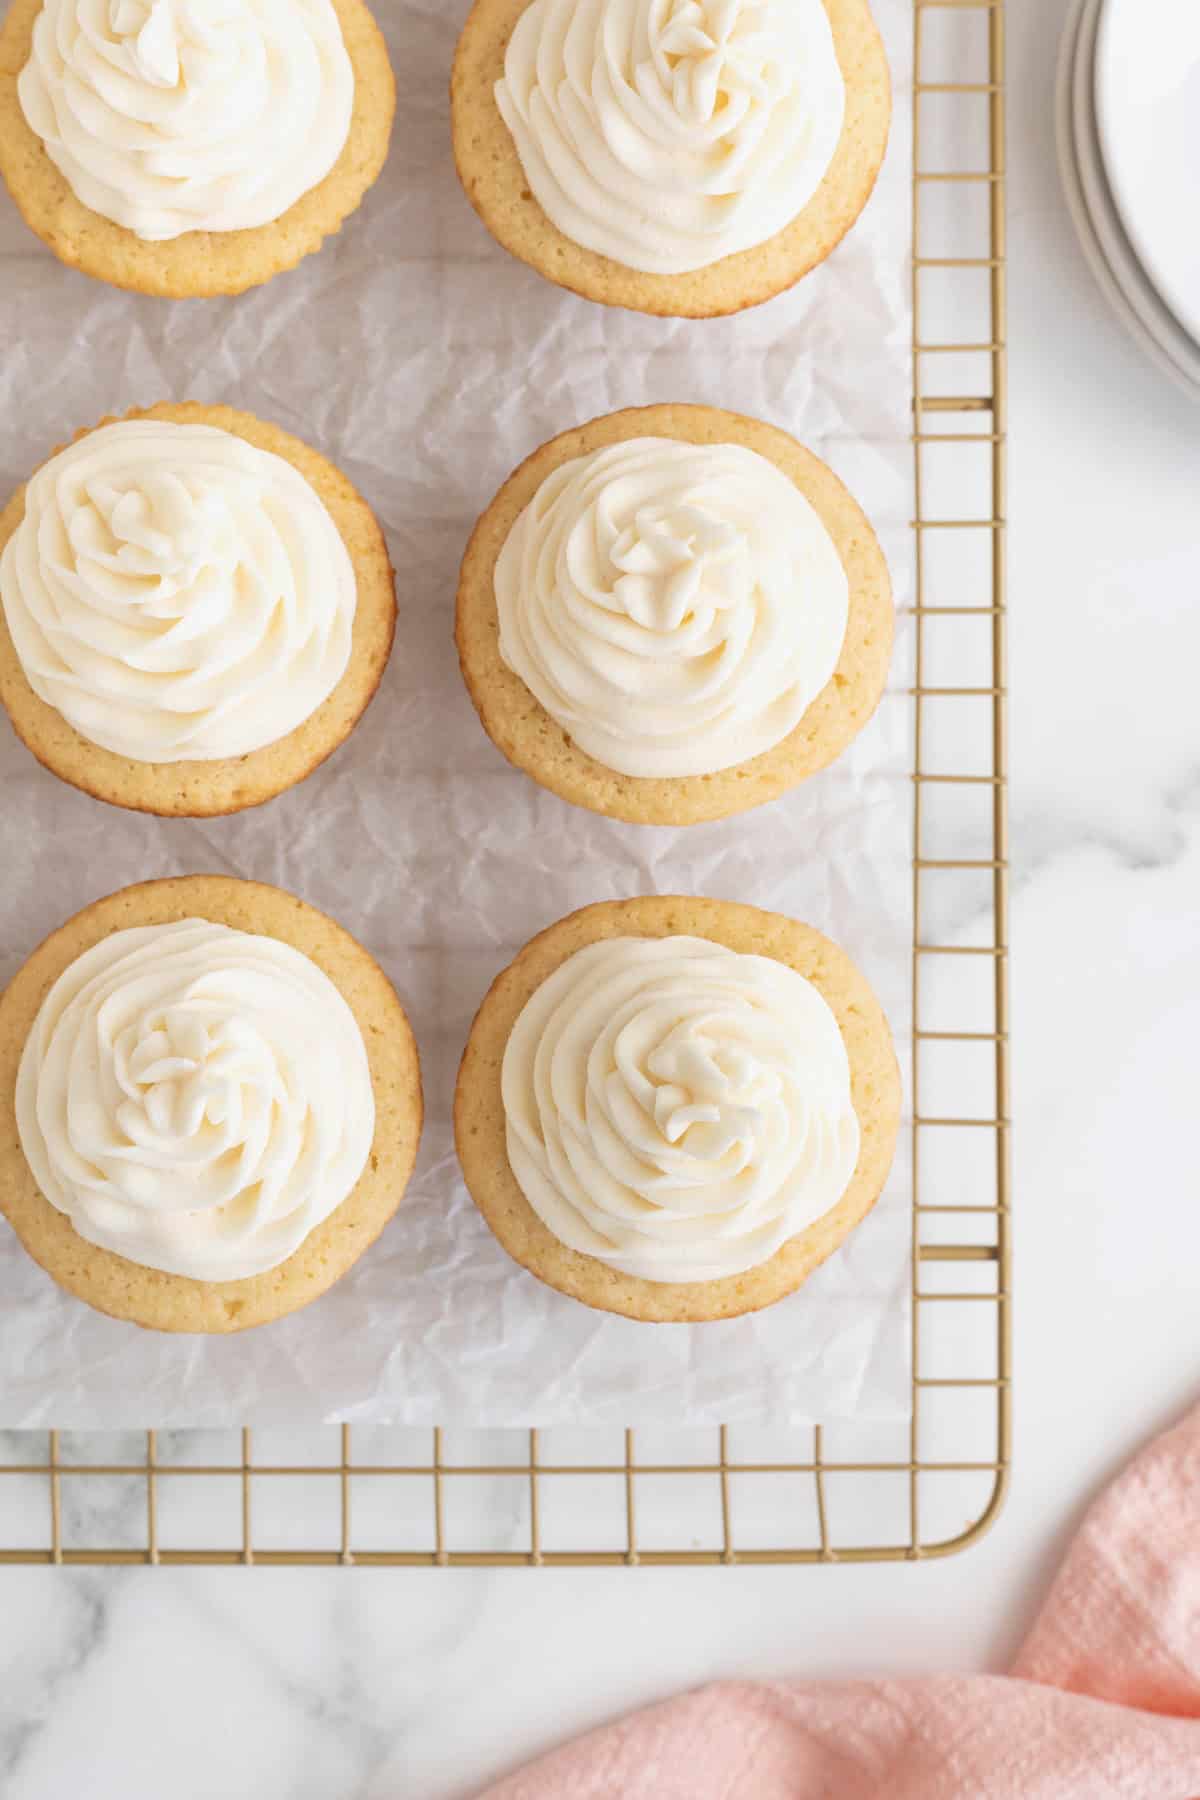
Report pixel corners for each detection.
[0,0,913,1426]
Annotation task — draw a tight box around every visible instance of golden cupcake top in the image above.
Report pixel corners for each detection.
[0,0,395,294]
[452,0,892,316]
[0,876,423,1333]
[455,894,901,1323]
[0,402,397,817]
[456,403,894,825]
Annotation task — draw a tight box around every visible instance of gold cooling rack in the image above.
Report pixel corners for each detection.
[0,0,1008,1568]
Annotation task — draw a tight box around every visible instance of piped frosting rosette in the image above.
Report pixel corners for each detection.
[15,918,376,1282]
[495,435,850,779]
[18,0,354,240]
[495,0,847,274]
[501,934,861,1284]
[0,418,357,762]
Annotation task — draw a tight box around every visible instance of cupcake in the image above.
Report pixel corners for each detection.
[0,402,396,816]
[455,896,900,1323]
[0,876,423,1333]
[0,0,394,297]
[451,0,891,318]
[456,404,893,825]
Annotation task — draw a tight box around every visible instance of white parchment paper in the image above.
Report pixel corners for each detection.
[0,0,913,1427]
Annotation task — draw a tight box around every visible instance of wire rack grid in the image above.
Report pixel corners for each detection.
[0,0,1008,1569]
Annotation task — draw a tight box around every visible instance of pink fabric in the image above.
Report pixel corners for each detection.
[481,1404,1200,1800]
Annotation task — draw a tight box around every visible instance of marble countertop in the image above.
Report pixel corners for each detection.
[3,2,1200,1795]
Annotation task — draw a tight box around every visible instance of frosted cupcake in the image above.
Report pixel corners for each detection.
[451,0,891,317]
[0,0,394,296]
[0,402,396,816]
[456,403,893,825]
[0,876,423,1332]
[455,895,900,1322]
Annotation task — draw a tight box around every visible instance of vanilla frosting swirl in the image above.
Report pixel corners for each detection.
[18,0,353,241]
[0,418,358,763]
[495,437,850,779]
[15,919,375,1282]
[502,935,861,1284]
[495,0,847,275]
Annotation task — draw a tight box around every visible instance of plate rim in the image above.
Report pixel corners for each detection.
[1074,0,1200,384]
[1093,0,1200,348]
[1055,0,1200,402]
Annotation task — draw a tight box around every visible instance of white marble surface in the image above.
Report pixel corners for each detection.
[4,2,1200,1795]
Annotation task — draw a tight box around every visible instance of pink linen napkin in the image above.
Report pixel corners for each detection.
[481,1403,1200,1799]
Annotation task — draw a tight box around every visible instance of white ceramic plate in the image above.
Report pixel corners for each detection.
[1073,0,1200,388]
[1055,0,1200,402]
[1095,0,1200,348]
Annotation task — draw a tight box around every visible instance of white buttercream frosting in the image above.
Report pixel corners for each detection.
[495,0,847,275]
[15,919,375,1282]
[501,934,861,1284]
[0,418,358,763]
[495,436,850,779]
[18,0,353,241]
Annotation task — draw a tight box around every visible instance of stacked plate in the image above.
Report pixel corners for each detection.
[1057,0,1200,402]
